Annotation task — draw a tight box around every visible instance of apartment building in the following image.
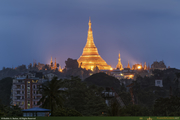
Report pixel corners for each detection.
[11,75,46,109]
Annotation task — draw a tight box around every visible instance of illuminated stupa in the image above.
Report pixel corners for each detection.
[77,18,112,70]
[116,52,123,70]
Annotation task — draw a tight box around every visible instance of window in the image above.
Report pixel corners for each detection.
[22,96,24,99]
[157,81,161,84]
[17,85,21,89]
[27,101,30,109]
[22,101,24,105]
[27,93,30,98]
[37,96,41,99]
[34,91,36,94]
[17,91,20,94]
[18,80,22,83]
[22,85,24,89]
[22,91,24,94]
[17,96,20,99]
[27,89,30,93]
[37,90,40,94]
[34,101,36,105]
[33,85,36,89]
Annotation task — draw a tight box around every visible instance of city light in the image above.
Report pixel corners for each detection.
[137,66,142,69]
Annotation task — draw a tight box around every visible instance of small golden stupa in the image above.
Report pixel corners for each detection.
[77,18,112,70]
[116,52,123,70]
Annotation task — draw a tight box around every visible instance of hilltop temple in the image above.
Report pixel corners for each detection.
[77,18,112,70]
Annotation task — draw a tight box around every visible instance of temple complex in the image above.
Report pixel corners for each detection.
[50,57,62,71]
[116,52,123,70]
[77,18,112,70]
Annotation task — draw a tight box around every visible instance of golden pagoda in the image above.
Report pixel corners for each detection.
[77,18,112,70]
[127,61,131,69]
[144,62,147,70]
[50,57,58,70]
[116,52,123,70]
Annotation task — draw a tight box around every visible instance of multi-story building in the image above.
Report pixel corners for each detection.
[11,76,46,110]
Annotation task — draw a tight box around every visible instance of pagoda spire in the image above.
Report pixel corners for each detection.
[51,56,52,64]
[144,62,147,70]
[127,61,131,69]
[116,51,123,70]
[54,58,57,69]
[83,17,98,55]
[88,17,91,29]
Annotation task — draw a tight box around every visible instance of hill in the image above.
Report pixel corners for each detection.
[84,72,121,92]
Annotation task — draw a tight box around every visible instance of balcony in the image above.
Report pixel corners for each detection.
[13,93,25,95]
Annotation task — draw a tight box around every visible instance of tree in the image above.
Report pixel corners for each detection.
[107,98,121,116]
[65,58,79,69]
[120,104,150,116]
[37,77,66,116]
[63,76,107,116]
[0,104,23,117]
[53,108,82,116]
[153,96,180,116]
[0,77,13,105]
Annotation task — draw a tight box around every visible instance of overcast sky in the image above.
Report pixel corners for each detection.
[0,0,180,69]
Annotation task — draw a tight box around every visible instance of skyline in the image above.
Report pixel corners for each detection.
[0,0,180,69]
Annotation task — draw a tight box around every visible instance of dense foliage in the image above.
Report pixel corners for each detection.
[63,76,108,116]
[0,77,13,105]
[0,101,23,117]
[37,77,66,116]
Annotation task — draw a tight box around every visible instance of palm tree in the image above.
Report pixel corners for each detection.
[38,77,66,116]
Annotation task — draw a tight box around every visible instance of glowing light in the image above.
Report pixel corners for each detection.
[91,66,94,71]
[137,66,142,69]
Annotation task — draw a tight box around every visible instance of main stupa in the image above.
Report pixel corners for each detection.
[77,18,112,70]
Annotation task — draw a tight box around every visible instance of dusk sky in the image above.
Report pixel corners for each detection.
[0,0,180,70]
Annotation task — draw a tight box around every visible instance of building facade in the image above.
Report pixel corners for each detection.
[11,77,46,109]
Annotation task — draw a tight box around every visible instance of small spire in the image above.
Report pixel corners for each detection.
[54,58,57,69]
[88,17,91,29]
[116,51,123,70]
[51,56,52,63]
[127,61,131,69]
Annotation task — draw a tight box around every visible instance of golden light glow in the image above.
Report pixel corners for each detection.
[137,66,142,69]
[77,18,112,70]
[124,74,134,79]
